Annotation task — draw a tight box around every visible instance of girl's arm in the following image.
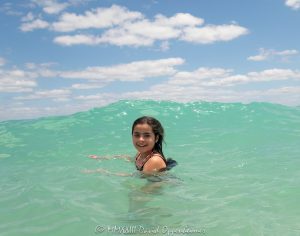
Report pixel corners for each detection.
[142,154,166,174]
[88,154,132,162]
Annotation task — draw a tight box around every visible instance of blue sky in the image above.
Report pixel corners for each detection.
[1,0,300,121]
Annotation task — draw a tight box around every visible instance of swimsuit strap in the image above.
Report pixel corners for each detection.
[135,151,155,171]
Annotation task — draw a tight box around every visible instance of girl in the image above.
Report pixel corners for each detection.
[132,116,177,174]
[86,116,177,175]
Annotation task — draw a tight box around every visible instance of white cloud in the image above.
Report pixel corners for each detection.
[154,13,204,27]
[170,67,232,85]
[18,5,249,47]
[2,56,300,121]
[53,10,201,46]
[51,8,202,33]
[54,34,97,45]
[25,64,59,79]
[153,67,300,90]
[266,86,300,94]
[96,28,155,47]
[71,83,106,90]
[0,106,42,121]
[118,20,181,41]
[54,22,247,47]
[3,83,300,121]
[120,68,300,106]
[0,79,37,93]
[132,67,300,102]
[52,5,143,32]
[0,69,37,92]
[285,0,300,10]
[102,65,300,107]
[0,104,86,121]
[0,2,22,16]
[25,62,57,70]
[248,48,299,61]
[240,87,300,106]
[21,12,35,22]
[60,57,185,81]
[247,48,269,61]
[113,13,203,43]
[159,41,170,51]
[0,57,6,66]
[52,9,203,47]
[121,82,244,105]
[180,24,249,44]
[14,89,71,101]
[54,32,154,47]
[31,0,70,14]
[44,3,69,14]
[247,68,300,81]
[276,49,299,56]
[47,5,247,47]
[0,58,183,94]
[74,93,115,100]
[20,18,50,32]
[20,12,50,32]
[0,62,61,93]
[198,68,300,86]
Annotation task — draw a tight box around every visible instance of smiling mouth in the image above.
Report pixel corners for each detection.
[137,144,147,147]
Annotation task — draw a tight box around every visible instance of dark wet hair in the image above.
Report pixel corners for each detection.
[132,116,166,161]
[132,116,178,171]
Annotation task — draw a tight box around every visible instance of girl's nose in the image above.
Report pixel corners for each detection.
[139,136,145,141]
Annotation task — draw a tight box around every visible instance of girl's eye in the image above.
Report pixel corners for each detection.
[133,133,151,138]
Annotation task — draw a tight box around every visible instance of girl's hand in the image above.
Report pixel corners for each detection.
[88,155,98,159]
[87,155,110,160]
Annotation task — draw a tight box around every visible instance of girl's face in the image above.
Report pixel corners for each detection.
[132,123,157,154]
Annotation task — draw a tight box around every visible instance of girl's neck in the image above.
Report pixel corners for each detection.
[140,150,153,159]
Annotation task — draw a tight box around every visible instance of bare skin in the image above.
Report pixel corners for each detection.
[84,123,166,176]
[87,154,131,162]
[141,154,166,174]
[132,123,166,173]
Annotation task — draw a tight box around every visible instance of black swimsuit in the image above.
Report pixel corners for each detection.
[135,152,177,171]
[135,152,161,171]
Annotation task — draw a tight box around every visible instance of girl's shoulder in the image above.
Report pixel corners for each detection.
[150,153,164,162]
[143,152,166,171]
[151,152,165,162]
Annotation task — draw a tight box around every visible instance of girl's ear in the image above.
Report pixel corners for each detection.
[155,136,159,143]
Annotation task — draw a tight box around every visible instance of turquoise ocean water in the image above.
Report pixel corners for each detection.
[0,100,300,236]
